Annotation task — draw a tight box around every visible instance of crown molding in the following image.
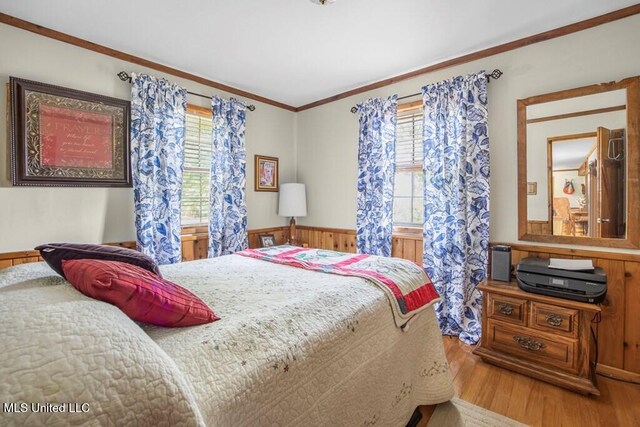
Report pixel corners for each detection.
[296,3,640,111]
[0,13,298,112]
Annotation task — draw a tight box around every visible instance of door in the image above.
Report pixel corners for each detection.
[587,160,597,238]
[596,127,625,238]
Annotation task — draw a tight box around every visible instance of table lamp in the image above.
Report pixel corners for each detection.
[278,183,307,245]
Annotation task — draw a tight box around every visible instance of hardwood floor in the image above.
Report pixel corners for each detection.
[438,336,640,426]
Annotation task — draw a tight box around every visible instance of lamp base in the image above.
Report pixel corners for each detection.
[288,217,297,246]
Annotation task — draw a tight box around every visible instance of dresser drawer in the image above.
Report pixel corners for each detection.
[487,320,577,372]
[487,293,527,325]
[530,302,579,337]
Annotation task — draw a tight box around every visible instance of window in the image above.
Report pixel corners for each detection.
[393,106,424,227]
[181,107,213,225]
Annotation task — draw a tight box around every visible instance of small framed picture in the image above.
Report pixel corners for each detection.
[255,155,279,192]
[260,234,276,247]
[527,182,537,195]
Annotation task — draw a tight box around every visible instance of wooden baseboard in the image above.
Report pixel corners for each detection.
[597,364,640,384]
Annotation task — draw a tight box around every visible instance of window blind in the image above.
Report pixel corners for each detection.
[396,109,423,171]
[393,106,424,226]
[181,110,213,225]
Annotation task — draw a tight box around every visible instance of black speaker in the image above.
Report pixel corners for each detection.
[491,245,512,282]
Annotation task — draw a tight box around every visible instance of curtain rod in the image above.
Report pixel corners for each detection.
[350,69,503,114]
[117,72,256,111]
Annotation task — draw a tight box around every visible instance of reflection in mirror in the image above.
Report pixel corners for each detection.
[524,87,630,241]
[546,129,625,238]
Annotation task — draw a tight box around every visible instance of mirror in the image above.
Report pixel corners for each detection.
[518,77,639,248]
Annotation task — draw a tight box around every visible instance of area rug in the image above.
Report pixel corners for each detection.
[426,398,527,427]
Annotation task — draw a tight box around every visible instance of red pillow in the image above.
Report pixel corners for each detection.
[62,259,219,327]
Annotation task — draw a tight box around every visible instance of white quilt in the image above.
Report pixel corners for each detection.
[0,255,454,426]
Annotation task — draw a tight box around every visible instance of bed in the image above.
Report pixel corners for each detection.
[0,250,454,426]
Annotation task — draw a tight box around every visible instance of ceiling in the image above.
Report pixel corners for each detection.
[0,0,637,108]
[553,138,596,170]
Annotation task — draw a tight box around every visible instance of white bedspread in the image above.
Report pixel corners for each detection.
[0,255,454,426]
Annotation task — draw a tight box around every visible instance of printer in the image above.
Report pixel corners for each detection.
[516,257,607,304]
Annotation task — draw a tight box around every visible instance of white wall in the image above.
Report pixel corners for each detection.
[0,23,296,252]
[296,14,640,254]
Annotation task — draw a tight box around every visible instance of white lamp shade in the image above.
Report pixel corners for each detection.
[279,183,307,217]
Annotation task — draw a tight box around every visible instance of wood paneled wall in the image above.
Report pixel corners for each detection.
[392,233,423,264]
[0,226,397,269]
[253,226,360,254]
[527,220,552,235]
[1,226,638,380]
[298,227,357,253]
[0,227,295,269]
[0,251,42,270]
[248,226,291,249]
[0,241,136,270]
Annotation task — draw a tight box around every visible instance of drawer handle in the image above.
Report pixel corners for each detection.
[545,313,563,327]
[498,303,514,316]
[513,335,546,351]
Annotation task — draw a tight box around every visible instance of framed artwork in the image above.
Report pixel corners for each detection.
[254,155,279,192]
[9,77,131,187]
[260,234,276,247]
[527,182,537,195]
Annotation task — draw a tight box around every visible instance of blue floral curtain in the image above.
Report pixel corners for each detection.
[356,96,398,257]
[422,71,490,344]
[130,73,187,265]
[209,96,248,257]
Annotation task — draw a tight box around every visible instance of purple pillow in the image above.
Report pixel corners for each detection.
[35,243,161,279]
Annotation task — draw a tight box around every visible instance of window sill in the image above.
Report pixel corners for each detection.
[393,226,422,239]
[181,225,208,236]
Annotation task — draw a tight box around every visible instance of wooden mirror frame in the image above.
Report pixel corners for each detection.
[517,76,640,249]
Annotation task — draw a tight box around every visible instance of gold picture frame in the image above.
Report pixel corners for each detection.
[255,155,279,192]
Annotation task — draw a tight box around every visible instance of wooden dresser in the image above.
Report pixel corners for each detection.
[473,280,601,395]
